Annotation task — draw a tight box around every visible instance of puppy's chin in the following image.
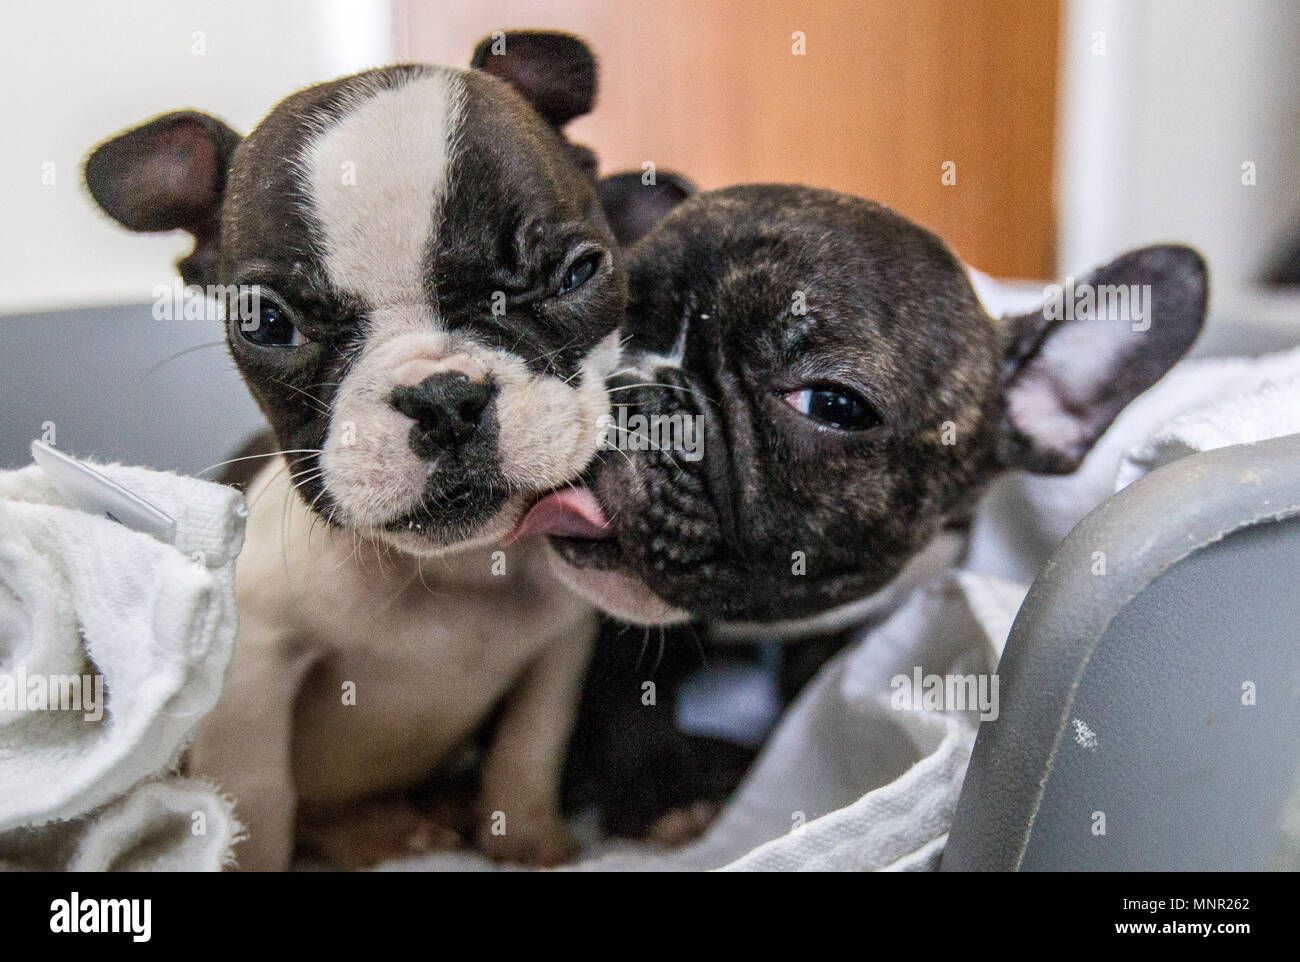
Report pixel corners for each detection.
[360,492,530,558]
[542,540,689,625]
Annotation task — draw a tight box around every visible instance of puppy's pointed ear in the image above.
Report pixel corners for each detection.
[85,110,241,286]
[999,245,1208,473]
[596,171,696,246]
[471,31,596,127]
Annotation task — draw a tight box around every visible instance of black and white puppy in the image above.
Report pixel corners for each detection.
[538,184,1208,632]
[84,32,626,870]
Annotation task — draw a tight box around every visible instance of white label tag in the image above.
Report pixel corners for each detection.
[31,441,177,546]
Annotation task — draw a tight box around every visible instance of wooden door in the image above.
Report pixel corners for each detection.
[396,0,1059,277]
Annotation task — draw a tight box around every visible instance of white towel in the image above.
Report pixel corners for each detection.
[715,573,1023,872]
[0,452,246,870]
[68,779,242,872]
[1116,372,1300,488]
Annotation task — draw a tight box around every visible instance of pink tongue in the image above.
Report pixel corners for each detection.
[508,487,612,543]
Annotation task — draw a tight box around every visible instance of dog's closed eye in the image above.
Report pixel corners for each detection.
[557,250,603,296]
[781,384,880,431]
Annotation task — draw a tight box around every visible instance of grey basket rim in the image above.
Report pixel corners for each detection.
[942,430,1300,871]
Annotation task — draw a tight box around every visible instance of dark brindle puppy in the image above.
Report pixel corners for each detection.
[540,185,1207,837]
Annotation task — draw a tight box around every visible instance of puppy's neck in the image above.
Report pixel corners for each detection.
[709,530,968,642]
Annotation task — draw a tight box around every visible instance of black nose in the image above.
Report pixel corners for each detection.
[390,371,496,451]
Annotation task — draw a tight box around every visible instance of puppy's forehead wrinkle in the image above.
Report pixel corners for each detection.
[302,66,466,315]
[781,304,819,342]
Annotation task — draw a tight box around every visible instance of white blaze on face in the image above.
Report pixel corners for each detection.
[305,69,464,309]
[304,70,465,532]
[299,69,620,548]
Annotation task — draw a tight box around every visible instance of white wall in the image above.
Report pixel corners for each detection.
[1059,0,1300,298]
[0,0,393,314]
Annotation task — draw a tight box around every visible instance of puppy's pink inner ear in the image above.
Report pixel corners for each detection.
[1004,363,1098,470]
[997,245,1208,475]
[135,126,223,229]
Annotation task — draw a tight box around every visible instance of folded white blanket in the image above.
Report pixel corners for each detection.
[704,572,1024,872]
[1117,371,1300,488]
[0,451,246,870]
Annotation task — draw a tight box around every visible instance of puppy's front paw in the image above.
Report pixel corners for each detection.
[644,800,721,847]
[476,811,581,867]
[298,795,467,869]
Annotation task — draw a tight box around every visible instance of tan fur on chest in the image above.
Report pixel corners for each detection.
[188,461,597,867]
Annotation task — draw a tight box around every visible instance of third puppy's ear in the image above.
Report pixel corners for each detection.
[84,110,241,287]
[597,172,696,246]
[999,245,1208,474]
[471,31,596,127]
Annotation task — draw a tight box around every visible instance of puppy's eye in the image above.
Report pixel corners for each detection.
[783,386,879,430]
[240,299,307,348]
[558,253,601,295]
